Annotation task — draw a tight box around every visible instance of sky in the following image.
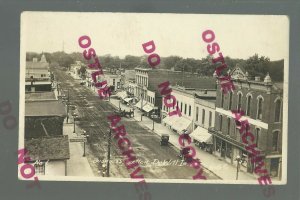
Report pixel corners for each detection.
[21,12,289,61]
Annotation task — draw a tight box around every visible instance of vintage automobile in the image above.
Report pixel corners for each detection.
[160,134,169,146]
[114,109,134,118]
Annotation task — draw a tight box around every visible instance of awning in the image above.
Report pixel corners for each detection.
[123,97,133,103]
[190,126,213,144]
[172,117,192,133]
[117,91,127,99]
[142,104,154,113]
[162,115,179,126]
[135,100,147,109]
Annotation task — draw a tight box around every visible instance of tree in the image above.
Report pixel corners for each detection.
[162,56,183,69]
[244,54,270,78]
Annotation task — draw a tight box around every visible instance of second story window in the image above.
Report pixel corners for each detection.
[219,115,223,131]
[274,99,282,122]
[228,92,233,110]
[184,104,187,115]
[246,95,252,116]
[227,118,231,135]
[180,102,183,112]
[196,107,199,121]
[257,97,263,120]
[237,93,242,111]
[209,111,212,127]
[221,92,224,108]
[255,128,260,147]
[189,105,191,116]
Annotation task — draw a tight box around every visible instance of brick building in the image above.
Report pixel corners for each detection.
[134,68,216,119]
[209,66,283,179]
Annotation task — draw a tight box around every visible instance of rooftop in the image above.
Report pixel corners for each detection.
[25,100,66,117]
[26,61,49,70]
[25,92,56,101]
[25,135,70,161]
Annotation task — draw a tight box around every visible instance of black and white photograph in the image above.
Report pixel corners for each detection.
[19,12,288,185]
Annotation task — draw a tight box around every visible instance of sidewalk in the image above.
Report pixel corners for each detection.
[63,121,94,177]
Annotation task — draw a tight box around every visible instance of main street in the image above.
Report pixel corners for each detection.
[52,67,220,180]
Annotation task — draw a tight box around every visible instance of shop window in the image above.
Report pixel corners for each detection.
[272,131,279,151]
[219,115,223,131]
[209,111,212,127]
[274,99,281,122]
[226,143,232,158]
[270,158,279,177]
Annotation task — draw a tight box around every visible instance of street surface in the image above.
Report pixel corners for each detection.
[53,67,220,180]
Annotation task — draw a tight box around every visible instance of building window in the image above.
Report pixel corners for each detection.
[209,111,212,127]
[202,109,205,125]
[189,105,191,116]
[246,95,252,116]
[226,143,232,158]
[274,99,281,122]
[227,118,231,135]
[176,101,178,109]
[272,131,279,151]
[237,93,242,110]
[180,102,183,112]
[34,162,45,175]
[257,97,263,120]
[270,158,279,177]
[219,115,223,131]
[196,107,199,121]
[113,79,115,86]
[255,128,260,147]
[221,92,224,108]
[184,104,187,115]
[228,92,233,110]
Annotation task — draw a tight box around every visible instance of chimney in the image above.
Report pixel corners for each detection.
[255,76,260,81]
[33,57,38,62]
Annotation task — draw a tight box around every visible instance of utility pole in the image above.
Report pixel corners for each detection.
[106,128,112,177]
[66,89,70,123]
[140,90,144,121]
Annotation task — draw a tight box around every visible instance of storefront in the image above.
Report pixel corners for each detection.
[190,126,213,153]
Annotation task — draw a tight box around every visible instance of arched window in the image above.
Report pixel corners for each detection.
[246,95,252,116]
[272,131,279,151]
[274,99,281,122]
[237,93,242,110]
[257,97,263,120]
[219,115,223,131]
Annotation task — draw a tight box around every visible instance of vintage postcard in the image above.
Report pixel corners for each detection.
[19,12,288,187]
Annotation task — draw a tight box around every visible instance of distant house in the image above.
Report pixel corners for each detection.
[25,54,52,92]
[25,100,66,139]
[25,135,70,176]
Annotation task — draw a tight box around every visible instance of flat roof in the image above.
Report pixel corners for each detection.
[25,100,66,117]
